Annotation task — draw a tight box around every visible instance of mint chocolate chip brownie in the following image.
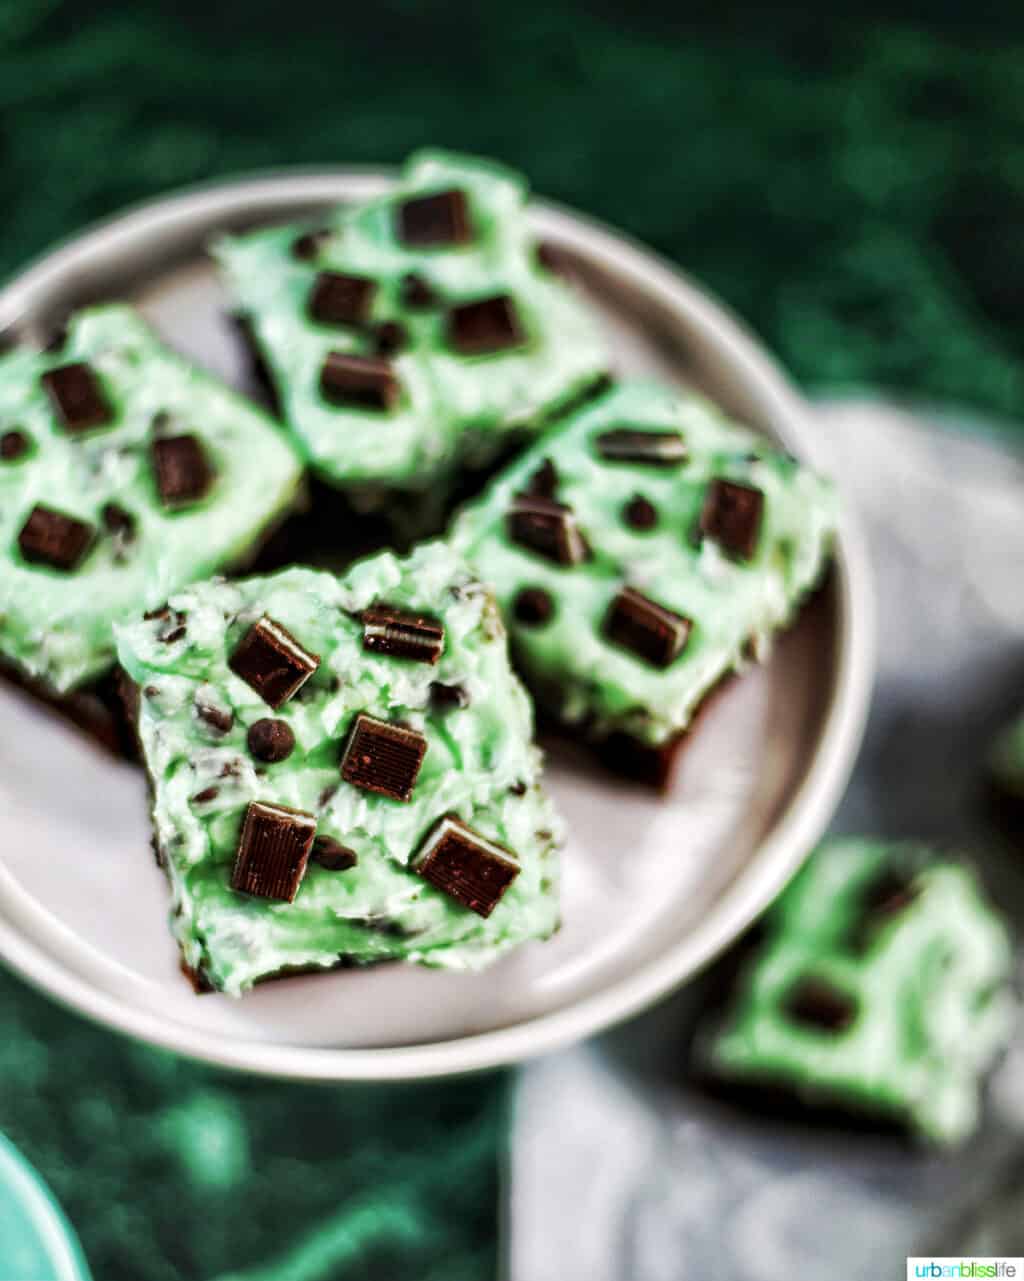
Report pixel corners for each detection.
[115,542,561,994]
[214,149,608,518]
[451,379,837,784]
[701,838,1015,1144]
[0,306,303,709]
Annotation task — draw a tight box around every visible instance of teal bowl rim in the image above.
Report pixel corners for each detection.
[0,1134,91,1281]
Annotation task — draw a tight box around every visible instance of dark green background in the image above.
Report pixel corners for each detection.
[2,3,1023,1278]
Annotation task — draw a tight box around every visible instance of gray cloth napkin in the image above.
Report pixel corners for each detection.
[510,399,1024,1281]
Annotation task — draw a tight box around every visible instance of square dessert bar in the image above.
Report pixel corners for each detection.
[115,542,561,994]
[0,306,302,705]
[452,379,838,784]
[214,149,608,515]
[700,838,1015,1144]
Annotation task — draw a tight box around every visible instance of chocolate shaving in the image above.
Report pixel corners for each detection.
[340,713,427,803]
[0,430,30,461]
[152,434,213,508]
[784,976,857,1033]
[524,458,559,499]
[506,494,588,566]
[447,294,524,356]
[195,695,234,736]
[361,604,445,665]
[191,786,219,805]
[291,228,331,260]
[311,836,358,872]
[17,504,95,572]
[230,800,316,902]
[247,717,296,763]
[101,502,136,540]
[622,494,658,530]
[372,320,407,357]
[308,270,377,327]
[320,351,399,411]
[603,587,692,668]
[41,362,113,434]
[229,616,320,709]
[396,187,472,247]
[596,428,688,467]
[400,272,437,309]
[413,814,520,917]
[513,587,554,626]
[430,682,470,713]
[698,478,764,561]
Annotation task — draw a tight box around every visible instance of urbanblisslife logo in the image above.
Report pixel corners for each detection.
[907,1262,1022,1279]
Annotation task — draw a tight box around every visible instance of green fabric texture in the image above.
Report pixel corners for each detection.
[2,2,1024,1278]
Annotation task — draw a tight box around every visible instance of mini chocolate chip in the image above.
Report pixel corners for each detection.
[0,430,30,461]
[101,502,136,539]
[513,587,554,626]
[373,320,408,356]
[247,717,296,763]
[784,977,857,1032]
[311,836,358,872]
[400,272,437,308]
[509,780,528,796]
[430,681,470,712]
[191,786,219,804]
[144,605,171,621]
[623,494,658,530]
[318,783,339,808]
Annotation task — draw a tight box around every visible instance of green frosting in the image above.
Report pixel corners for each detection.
[213,149,607,508]
[452,379,837,746]
[991,711,1024,801]
[0,306,303,694]
[114,542,561,995]
[705,838,1015,1144]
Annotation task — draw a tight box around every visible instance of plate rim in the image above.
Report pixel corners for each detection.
[0,169,875,1081]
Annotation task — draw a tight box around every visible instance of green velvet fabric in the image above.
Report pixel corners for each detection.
[2,3,1023,1278]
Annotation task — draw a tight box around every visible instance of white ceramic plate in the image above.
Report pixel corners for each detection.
[0,172,874,1080]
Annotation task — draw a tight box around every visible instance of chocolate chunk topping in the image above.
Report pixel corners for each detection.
[158,611,187,644]
[101,502,136,540]
[230,800,316,902]
[152,434,213,508]
[229,616,320,709]
[291,228,331,260]
[247,718,296,763]
[340,713,427,803]
[396,187,472,247]
[430,681,470,712]
[320,351,399,411]
[524,458,559,499]
[195,695,234,735]
[596,428,688,466]
[698,478,764,561]
[191,786,219,805]
[400,272,437,309]
[17,504,95,572]
[311,836,359,872]
[308,270,377,327]
[372,320,408,356]
[362,604,445,665]
[41,362,113,434]
[623,494,658,530]
[784,976,857,1033]
[850,869,921,950]
[603,587,692,668]
[513,587,554,626]
[413,814,520,918]
[506,494,588,566]
[0,430,30,461]
[447,294,524,356]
